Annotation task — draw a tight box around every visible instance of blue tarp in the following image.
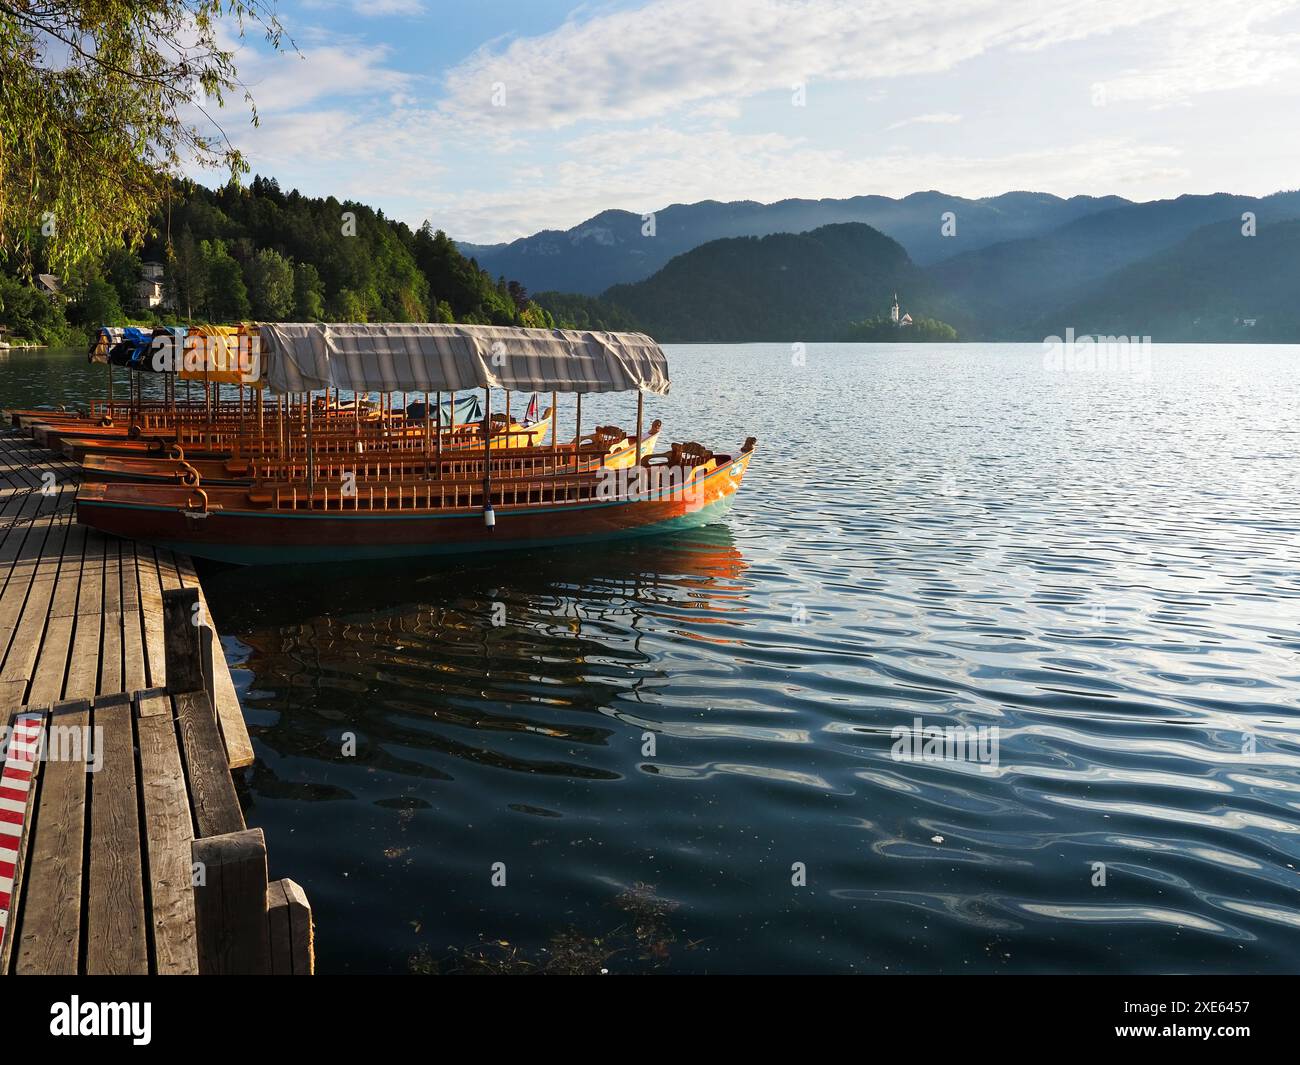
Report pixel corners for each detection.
[107,327,153,369]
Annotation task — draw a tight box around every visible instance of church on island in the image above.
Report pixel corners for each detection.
[890,293,913,327]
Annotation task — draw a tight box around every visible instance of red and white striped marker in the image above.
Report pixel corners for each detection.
[0,713,44,955]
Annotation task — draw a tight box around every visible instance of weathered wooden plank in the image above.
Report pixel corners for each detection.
[0,507,59,670]
[25,615,74,709]
[0,510,72,699]
[119,541,140,609]
[136,696,198,975]
[85,693,148,975]
[101,533,122,616]
[63,612,102,702]
[121,551,147,695]
[192,828,271,975]
[45,519,85,620]
[14,700,89,975]
[137,548,166,689]
[174,691,244,838]
[99,609,123,697]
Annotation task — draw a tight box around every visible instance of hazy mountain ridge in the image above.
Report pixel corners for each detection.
[460,191,1130,295]
[932,190,1300,338]
[1039,217,1300,342]
[528,190,1300,342]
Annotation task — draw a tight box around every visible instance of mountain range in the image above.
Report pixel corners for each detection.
[459,192,1130,296]
[473,190,1300,342]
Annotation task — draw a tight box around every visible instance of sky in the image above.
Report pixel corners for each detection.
[199,0,1300,245]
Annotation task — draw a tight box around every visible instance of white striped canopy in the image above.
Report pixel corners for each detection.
[257,323,670,396]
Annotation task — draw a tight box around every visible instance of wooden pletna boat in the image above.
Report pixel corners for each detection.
[75,322,754,564]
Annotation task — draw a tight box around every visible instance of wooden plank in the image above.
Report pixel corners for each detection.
[99,610,123,697]
[27,519,87,704]
[207,629,254,770]
[63,612,101,702]
[26,615,74,707]
[0,510,71,700]
[85,693,148,975]
[121,552,147,695]
[137,548,166,689]
[0,506,59,670]
[192,828,271,975]
[136,695,198,975]
[174,691,244,838]
[14,700,89,975]
[119,541,140,609]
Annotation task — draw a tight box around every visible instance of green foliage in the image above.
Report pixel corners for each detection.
[68,279,125,331]
[0,171,612,341]
[1038,218,1300,342]
[101,247,144,310]
[293,262,325,321]
[246,248,295,320]
[534,291,642,332]
[602,223,944,341]
[0,273,75,344]
[0,1,285,276]
[200,239,250,322]
[842,315,958,342]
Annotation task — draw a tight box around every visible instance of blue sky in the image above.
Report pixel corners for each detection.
[202,0,1300,244]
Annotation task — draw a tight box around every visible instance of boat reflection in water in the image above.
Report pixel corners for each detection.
[202,526,754,971]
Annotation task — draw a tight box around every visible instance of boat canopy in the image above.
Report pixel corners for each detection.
[257,323,671,397]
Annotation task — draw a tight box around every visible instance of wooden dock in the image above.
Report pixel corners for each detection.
[0,425,312,974]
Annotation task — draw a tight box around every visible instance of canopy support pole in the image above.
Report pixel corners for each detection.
[483,387,493,518]
[574,393,582,474]
[306,393,315,503]
[636,391,644,463]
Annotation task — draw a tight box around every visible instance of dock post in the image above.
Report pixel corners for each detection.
[267,879,315,974]
[162,586,204,694]
[192,828,273,974]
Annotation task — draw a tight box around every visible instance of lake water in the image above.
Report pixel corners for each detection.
[4,342,1299,973]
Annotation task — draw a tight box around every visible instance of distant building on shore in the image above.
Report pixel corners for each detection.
[137,261,169,310]
[890,292,913,327]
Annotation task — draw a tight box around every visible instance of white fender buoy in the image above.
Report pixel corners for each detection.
[483,502,496,528]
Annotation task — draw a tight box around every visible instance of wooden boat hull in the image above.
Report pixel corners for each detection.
[77,447,754,565]
[59,436,228,462]
[80,454,254,486]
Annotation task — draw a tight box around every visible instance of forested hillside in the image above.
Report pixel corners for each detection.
[601,223,951,342]
[1041,218,1300,342]
[0,176,554,345]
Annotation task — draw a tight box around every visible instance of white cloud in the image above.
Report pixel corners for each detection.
[887,112,964,131]
[436,0,1268,130]
[1092,0,1300,106]
[222,30,414,116]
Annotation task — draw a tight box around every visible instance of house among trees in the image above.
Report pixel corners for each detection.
[36,274,62,300]
[137,261,168,310]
